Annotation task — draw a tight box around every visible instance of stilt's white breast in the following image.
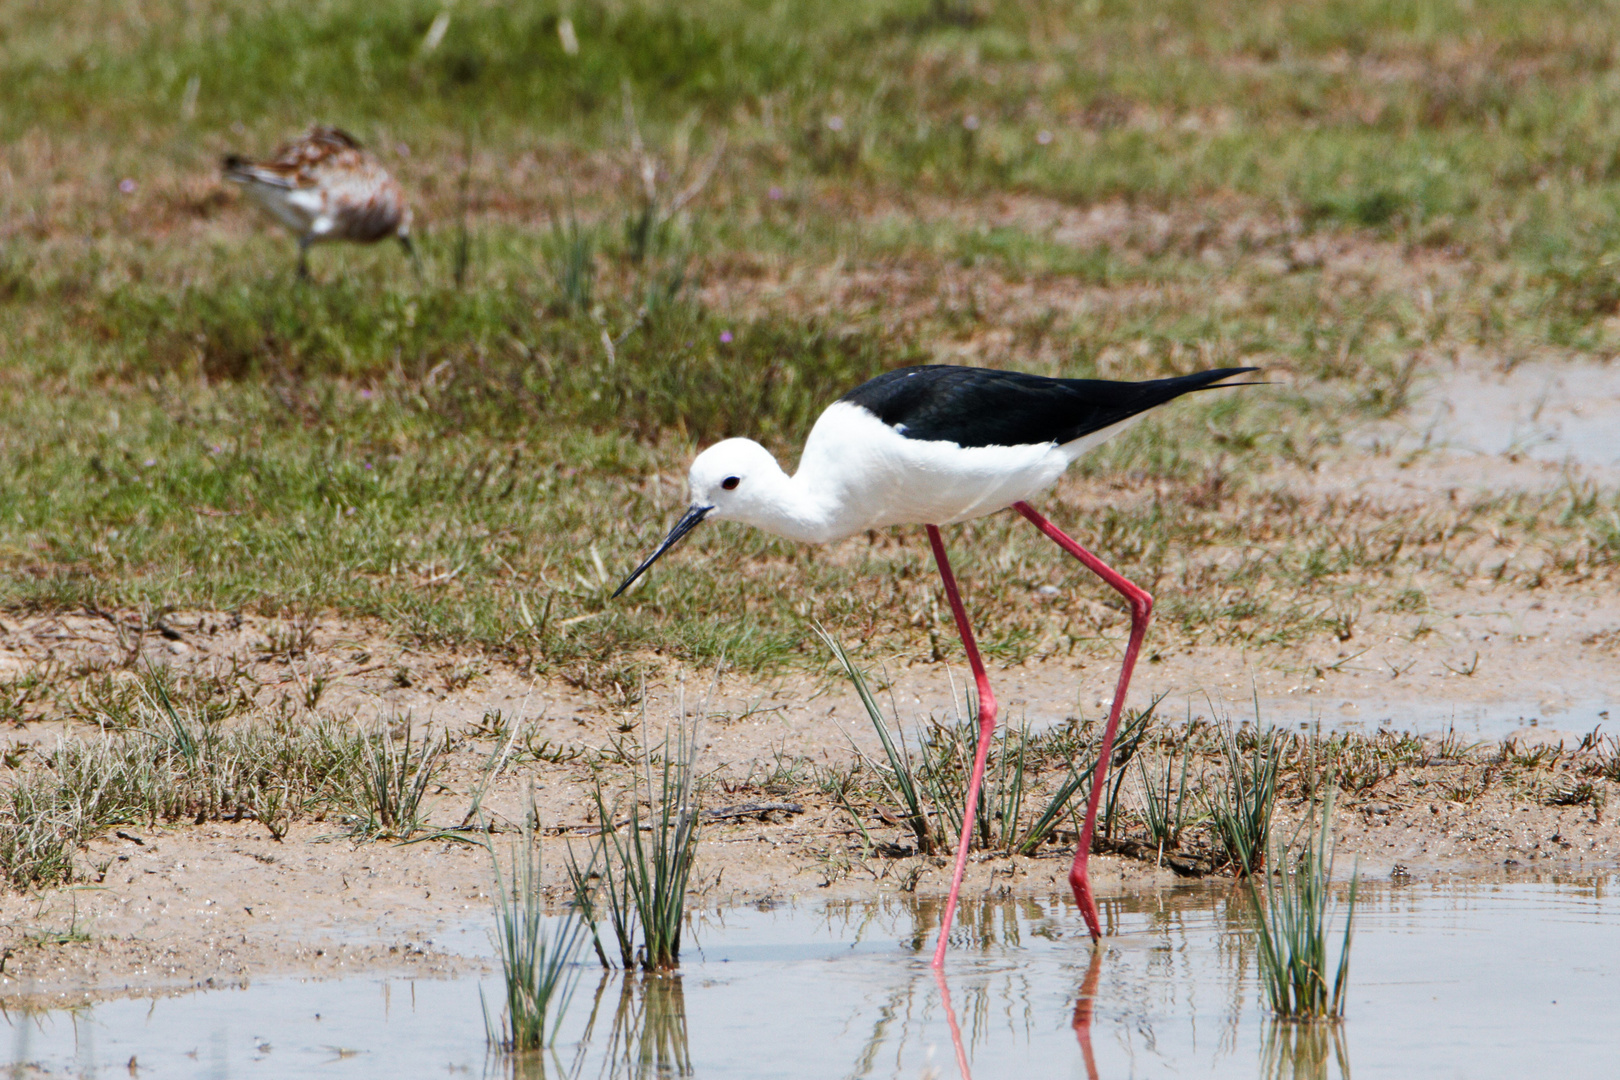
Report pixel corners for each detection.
[793,402,1072,538]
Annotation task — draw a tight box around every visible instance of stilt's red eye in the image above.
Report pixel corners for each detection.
[721,476,741,490]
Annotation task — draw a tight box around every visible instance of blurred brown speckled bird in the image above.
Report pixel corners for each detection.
[223,126,417,279]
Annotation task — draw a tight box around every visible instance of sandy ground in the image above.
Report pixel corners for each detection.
[0,601,1613,1008]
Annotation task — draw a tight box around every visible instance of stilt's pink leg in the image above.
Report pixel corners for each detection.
[1013,501,1153,942]
[925,525,997,970]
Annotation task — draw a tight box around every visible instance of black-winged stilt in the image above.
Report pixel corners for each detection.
[614,363,1256,966]
[223,126,417,279]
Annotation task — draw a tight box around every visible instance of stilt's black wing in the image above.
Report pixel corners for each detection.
[839,365,1257,449]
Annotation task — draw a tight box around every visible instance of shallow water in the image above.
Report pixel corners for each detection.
[1267,694,1614,742]
[1407,361,1620,469]
[6,872,1617,1078]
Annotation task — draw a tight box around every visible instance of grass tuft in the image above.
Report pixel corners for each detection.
[484,824,588,1053]
[1208,722,1284,876]
[0,687,370,890]
[1246,789,1358,1021]
[354,716,447,840]
[544,209,597,312]
[0,784,77,891]
[1138,745,1194,857]
[820,627,942,854]
[585,684,703,971]
[818,626,1152,858]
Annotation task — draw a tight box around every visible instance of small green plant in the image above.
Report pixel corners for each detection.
[1138,747,1193,855]
[980,717,1030,852]
[1014,707,1154,856]
[820,627,942,854]
[585,688,702,971]
[1246,789,1358,1021]
[484,827,588,1053]
[1098,702,1159,839]
[1208,723,1283,876]
[0,785,76,891]
[545,209,597,312]
[355,717,446,840]
[149,670,201,764]
[1582,734,1620,783]
[21,896,91,947]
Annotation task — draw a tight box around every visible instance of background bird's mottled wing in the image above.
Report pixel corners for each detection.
[840,365,1256,448]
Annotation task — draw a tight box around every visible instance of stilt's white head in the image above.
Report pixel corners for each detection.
[685,438,782,522]
[612,438,785,597]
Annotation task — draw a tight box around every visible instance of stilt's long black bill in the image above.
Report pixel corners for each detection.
[612,504,712,598]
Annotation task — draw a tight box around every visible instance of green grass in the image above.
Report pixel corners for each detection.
[1138,745,1194,854]
[0,0,1617,691]
[353,716,446,840]
[0,680,370,889]
[820,626,1154,857]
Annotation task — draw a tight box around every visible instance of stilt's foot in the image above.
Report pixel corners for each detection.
[1070,864,1102,941]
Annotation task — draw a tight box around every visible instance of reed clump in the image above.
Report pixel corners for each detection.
[573,683,704,972]
[1208,723,1283,875]
[484,825,589,1053]
[1247,790,1358,1021]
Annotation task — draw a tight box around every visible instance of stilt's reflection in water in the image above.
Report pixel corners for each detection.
[920,928,1106,1080]
[933,968,973,1080]
[1070,944,1103,1080]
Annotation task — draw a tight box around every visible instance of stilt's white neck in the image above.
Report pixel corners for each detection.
[719,455,842,544]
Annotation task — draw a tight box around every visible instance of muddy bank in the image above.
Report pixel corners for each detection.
[1,715,1612,1006]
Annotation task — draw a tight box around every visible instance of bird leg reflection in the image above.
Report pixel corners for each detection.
[933,966,974,1080]
[1071,943,1104,1080]
[1012,501,1154,941]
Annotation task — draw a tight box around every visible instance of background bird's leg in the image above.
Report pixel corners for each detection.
[925,524,998,970]
[1012,501,1153,941]
[400,234,423,283]
[296,239,311,281]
